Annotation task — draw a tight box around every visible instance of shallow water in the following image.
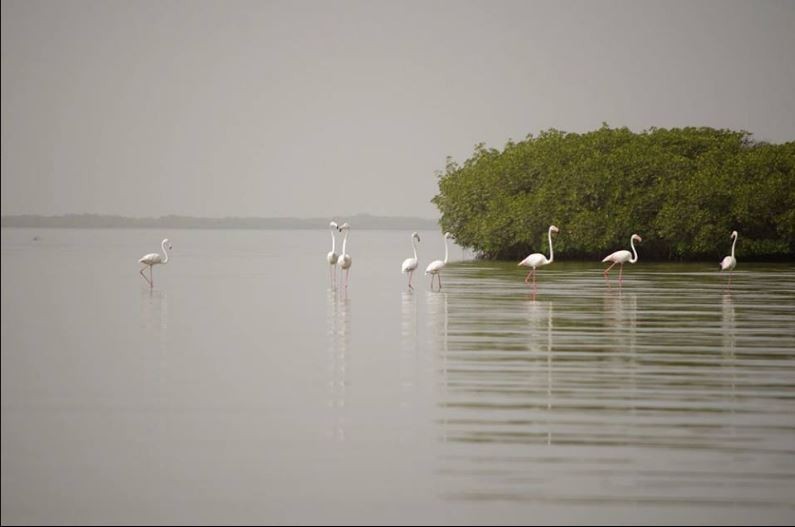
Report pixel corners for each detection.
[2,228,794,524]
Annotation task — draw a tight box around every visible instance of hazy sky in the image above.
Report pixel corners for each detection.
[2,0,794,218]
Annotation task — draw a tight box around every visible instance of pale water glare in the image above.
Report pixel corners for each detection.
[2,229,794,524]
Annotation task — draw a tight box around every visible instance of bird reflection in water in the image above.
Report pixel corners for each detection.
[603,287,639,412]
[141,287,168,332]
[526,299,554,445]
[721,291,737,420]
[140,288,169,410]
[326,288,350,441]
[397,291,421,443]
[426,290,448,443]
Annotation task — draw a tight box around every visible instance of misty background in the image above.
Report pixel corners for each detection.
[2,0,794,220]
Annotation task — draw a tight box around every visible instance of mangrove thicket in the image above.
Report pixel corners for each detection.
[432,126,795,261]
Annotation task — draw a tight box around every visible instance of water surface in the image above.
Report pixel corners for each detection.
[2,228,794,524]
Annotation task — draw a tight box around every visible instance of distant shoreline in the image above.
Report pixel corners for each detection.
[0,214,440,231]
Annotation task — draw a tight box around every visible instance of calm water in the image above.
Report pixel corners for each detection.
[2,228,794,525]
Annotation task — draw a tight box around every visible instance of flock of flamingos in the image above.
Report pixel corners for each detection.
[136,222,740,290]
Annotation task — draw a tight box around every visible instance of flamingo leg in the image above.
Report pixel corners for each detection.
[345,268,350,289]
[139,266,151,286]
[619,263,624,283]
[150,266,154,289]
[438,273,443,290]
[524,270,534,284]
[604,261,617,277]
[408,270,414,290]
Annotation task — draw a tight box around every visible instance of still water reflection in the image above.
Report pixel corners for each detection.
[2,229,793,524]
[433,264,795,515]
[326,289,350,442]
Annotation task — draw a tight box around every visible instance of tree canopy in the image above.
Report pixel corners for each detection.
[432,126,795,261]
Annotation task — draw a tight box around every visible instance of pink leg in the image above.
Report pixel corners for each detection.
[139,266,151,286]
[408,270,414,289]
[345,268,350,289]
[438,273,443,290]
[619,264,624,283]
[150,266,154,289]
[604,261,617,277]
[524,270,534,284]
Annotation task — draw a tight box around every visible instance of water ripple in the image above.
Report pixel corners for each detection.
[429,262,795,511]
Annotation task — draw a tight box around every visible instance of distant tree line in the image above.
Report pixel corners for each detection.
[432,126,795,261]
[0,213,439,231]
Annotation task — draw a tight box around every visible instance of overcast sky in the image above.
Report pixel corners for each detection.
[2,0,794,218]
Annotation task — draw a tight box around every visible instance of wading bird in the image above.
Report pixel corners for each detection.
[327,221,339,286]
[401,232,421,290]
[337,223,352,289]
[518,225,559,289]
[602,234,641,282]
[720,230,738,273]
[139,238,172,289]
[425,232,452,290]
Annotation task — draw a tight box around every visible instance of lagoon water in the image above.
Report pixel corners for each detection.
[2,228,794,524]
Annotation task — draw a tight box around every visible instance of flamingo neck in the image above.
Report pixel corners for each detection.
[330,228,336,253]
[341,230,348,256]
[731,233,737,259]
[161,240,169,263]
[443,237,449,264]
[412,236,418,261]
[547,228,554,263]
[629,236,638,263]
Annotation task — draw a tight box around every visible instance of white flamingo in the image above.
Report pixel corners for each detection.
[401,232,421,290]
[327,221,339,286]
[518,225,559,289]
[602,234,642,282]
[425,232,452,290]
[337,223,352,289]
[720,230,738,272]
[138,238,172,288]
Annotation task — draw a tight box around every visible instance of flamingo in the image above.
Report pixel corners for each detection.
[337,223,352,289]
[401,232,421,290]
[720,230,738,272]
[602,234,642,282]
[518,225,559,289]
[327,221,339,286]
[425,232,452,290]
[138,238,172,288]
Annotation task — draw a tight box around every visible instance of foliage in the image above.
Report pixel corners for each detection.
[432,126,795,261]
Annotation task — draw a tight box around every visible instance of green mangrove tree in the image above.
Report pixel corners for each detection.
[432,126,795,261]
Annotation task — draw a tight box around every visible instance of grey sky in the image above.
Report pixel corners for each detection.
[2,0,794,218]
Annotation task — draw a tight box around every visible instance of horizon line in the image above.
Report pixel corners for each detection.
[1,212,439,220]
